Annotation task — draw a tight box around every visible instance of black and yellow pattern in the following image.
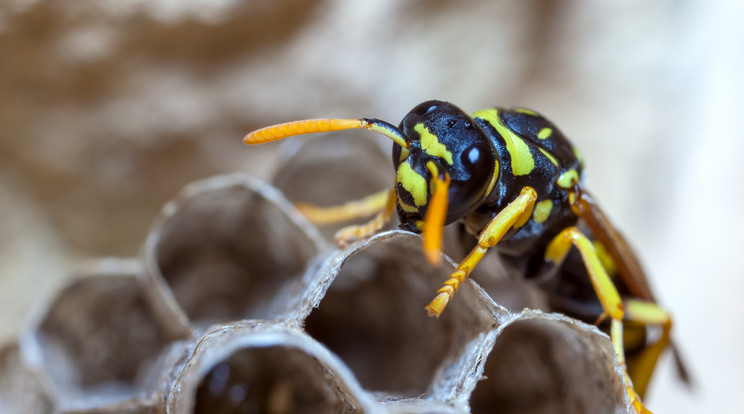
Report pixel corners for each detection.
[244,100,687,414]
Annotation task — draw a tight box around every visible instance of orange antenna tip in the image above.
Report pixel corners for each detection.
[243,117,410,148]
[243,119,364,145]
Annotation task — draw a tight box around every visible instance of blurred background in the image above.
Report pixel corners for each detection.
[0,0,741,412]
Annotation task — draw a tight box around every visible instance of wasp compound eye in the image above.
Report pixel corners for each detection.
[409,100,440,116]
[446,141,495,220]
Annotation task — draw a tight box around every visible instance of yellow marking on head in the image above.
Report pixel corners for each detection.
[472,109,535,176]
[415,220,425,231]
[557,169,579,188]
[514,108,538,116]
[398,199,419,213]
[539,148,559,167]
[396,161,428,206]
[538,127,552,139]
[414,123,453,165]
[399,147,410,163]
[532,199,553,224]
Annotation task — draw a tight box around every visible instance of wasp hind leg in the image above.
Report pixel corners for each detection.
[426,187,538,317]
[623,299,673,400]
[545,227,651,414]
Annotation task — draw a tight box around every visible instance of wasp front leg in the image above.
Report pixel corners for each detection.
[332,187,397,247]
[293,187,397,247]
[545,227,651,414]
[426,187,538,317]
[295,188,391,225]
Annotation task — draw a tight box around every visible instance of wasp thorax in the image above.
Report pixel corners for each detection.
[393,100,497,229]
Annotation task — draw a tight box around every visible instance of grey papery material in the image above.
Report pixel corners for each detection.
[3,139,632,414]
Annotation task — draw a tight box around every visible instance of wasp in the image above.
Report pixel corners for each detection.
[244,100,689,413]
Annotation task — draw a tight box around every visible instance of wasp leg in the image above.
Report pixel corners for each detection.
[334,187,397,246]
[545,227,650,414]
[624,299,672,399]
[295,188,391,225]
[426,187,538,317]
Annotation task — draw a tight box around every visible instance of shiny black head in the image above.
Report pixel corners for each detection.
[392,100,497,232]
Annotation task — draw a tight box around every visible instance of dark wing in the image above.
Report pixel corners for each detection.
[572,185,655,301]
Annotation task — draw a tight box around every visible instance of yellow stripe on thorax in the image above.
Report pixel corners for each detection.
[472,109,535,176]
[414,123,454,165]
[537,127,552,139]
[514,108,538,116]
[396,161,428,207]
[557,169,579,188]
[572,145,585,167]
[539,148,559,167]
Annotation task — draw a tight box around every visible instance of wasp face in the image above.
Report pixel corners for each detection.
[393,100,497,232]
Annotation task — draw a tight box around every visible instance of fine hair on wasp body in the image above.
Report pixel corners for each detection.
[244,100,687,413]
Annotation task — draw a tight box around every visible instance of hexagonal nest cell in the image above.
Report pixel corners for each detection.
[303,231,494,398]
[142,174,326,331]
[469,314,625,414]
[22,259,179,412]
[168,322,377,414]
[3,137,634,414]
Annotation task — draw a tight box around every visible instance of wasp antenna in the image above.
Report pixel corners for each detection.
[244,118,410,148]
[362,118,410,148]
[244,119,363,144]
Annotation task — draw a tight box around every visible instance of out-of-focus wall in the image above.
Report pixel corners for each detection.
[1,1,741,412]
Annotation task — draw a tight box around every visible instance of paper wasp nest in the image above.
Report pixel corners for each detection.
[1,136,633,414]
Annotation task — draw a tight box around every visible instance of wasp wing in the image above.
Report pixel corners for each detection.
[573,185,692,385]
[572,185,655,301]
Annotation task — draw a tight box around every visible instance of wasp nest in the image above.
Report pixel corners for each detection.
[2,136,633,414]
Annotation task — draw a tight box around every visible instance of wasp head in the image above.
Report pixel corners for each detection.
[242,99,498,265]
[392,100,497,235]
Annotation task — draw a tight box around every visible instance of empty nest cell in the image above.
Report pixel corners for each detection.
[303,231,494,399]
[29,259,175,410]
[144,174,324,329]
[470,315,627,414]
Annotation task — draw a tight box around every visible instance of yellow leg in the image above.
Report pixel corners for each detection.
[425,187,537,317]
[334,187,397,247]
[624,299,673,399]
[545,227,650,414]
[296,188,390,225]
